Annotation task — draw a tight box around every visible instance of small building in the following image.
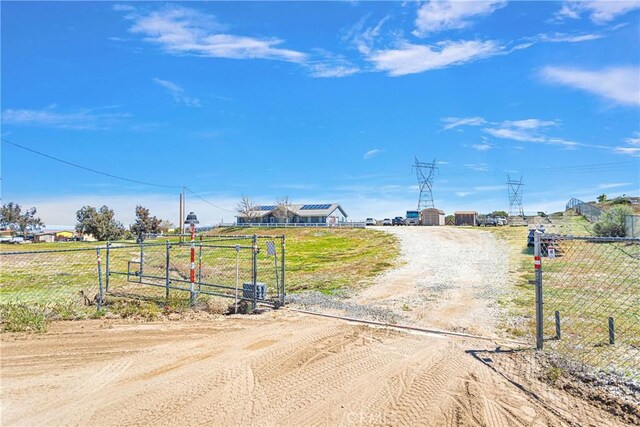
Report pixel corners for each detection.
[421,208,445,226]
[454,211,478,226]
[34,232,56,243]
[55,230,74,241]
[237,203,348,225]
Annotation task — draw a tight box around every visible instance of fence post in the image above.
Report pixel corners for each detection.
[235,244,240,314]
[198,242,203,293]
[165,240,170,299]
[609,317,615,345]
[139,242,144,283]
[534,230,544,350]
[96,248,103,311]
[105,241,111,292]
[555,310,561,340]
[281,235,286,307]
[252,234,258,311]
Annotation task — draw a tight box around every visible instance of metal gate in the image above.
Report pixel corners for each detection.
[103,235,286,309]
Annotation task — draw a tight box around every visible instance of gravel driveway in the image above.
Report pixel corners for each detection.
[354,226,510,337]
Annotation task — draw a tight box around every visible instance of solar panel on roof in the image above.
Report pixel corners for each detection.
[256,205,276,211]
[300,204,332,210]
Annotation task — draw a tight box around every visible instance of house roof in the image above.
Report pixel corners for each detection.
[454,211,478,215]
[237,203,347,218]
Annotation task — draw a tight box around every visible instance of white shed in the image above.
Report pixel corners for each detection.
[421,208,445,226]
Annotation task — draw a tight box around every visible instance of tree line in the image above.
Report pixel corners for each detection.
[0,202,174,241]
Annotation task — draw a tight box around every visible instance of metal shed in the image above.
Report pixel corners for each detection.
[454,211,478,226]
[420,208,445,226]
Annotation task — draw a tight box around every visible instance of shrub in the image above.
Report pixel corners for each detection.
[593,205,633,237]
[0,303,48,332]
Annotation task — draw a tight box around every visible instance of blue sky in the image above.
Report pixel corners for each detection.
[1,1,639,227]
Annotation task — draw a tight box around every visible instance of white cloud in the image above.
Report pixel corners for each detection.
[613,131,640,156]
[153,78,201,107]
[540,66,640,106]
[501,119,558,129]
[1,106,129,130]
[473,185,504,192]
[464,163,489,172]
[307,52,360,78]
[125,5,306,63]
[413,0,506,37]
[441,116,486,130]
[455,191,477,197]
[363,148,383,159]
[598,182,631,189]
[554,1,640,24]
[534,31,604,43]
[483,124,581,148]
[472,143,493,151]
[368,39,501,76]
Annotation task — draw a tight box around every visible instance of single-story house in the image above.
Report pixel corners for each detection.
[454,211,478,226]
[421,208,445,226]
[237,203,348,225]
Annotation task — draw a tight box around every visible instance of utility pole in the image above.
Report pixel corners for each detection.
[413,157,438,210]
[179,192,183,242]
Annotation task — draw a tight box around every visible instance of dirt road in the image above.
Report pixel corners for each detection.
[1,227,631,426]
[357,226,509,336]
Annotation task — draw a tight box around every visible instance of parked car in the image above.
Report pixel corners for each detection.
[365,218,376,226]
[484,217,497,227]
[382,218,392,226]
[496,217,507,226]
[392,217,405,226]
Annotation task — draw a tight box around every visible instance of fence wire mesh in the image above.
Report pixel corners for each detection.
[0,235,286,319]
[0,246,103,319]
[537,235,640,380]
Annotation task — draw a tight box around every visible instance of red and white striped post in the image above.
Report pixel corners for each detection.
[184,212,199,305]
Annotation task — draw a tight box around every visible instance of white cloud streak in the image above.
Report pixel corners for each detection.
[613,131,640,156]
[540,66,640,106]
[413,0,507,37]
[368,39,501,76]
[363,148,383,159]
[1,106,129,130]
[597,182,631,189]
[152,78,201,107]
[441,116,486,130]
[125,5,306,63]
[554,1,640,24]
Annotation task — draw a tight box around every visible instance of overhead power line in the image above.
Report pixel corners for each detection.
[185,187,235,213]
[2,138,182,189]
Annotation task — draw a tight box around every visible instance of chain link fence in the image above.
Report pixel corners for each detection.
[0,235,286,324]
[533,233,640,380]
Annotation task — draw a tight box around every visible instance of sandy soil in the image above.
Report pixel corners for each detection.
[0,314,624,426]
[0,227,632,426]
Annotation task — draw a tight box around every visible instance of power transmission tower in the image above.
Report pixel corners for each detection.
[506,175,525,217]
[413,157,438,210]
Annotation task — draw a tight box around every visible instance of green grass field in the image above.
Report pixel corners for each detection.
[204,227,400,294]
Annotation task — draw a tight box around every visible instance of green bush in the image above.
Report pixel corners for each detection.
[593,205,633,237]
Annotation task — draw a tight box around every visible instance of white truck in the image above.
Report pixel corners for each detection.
[405,210,420,225]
